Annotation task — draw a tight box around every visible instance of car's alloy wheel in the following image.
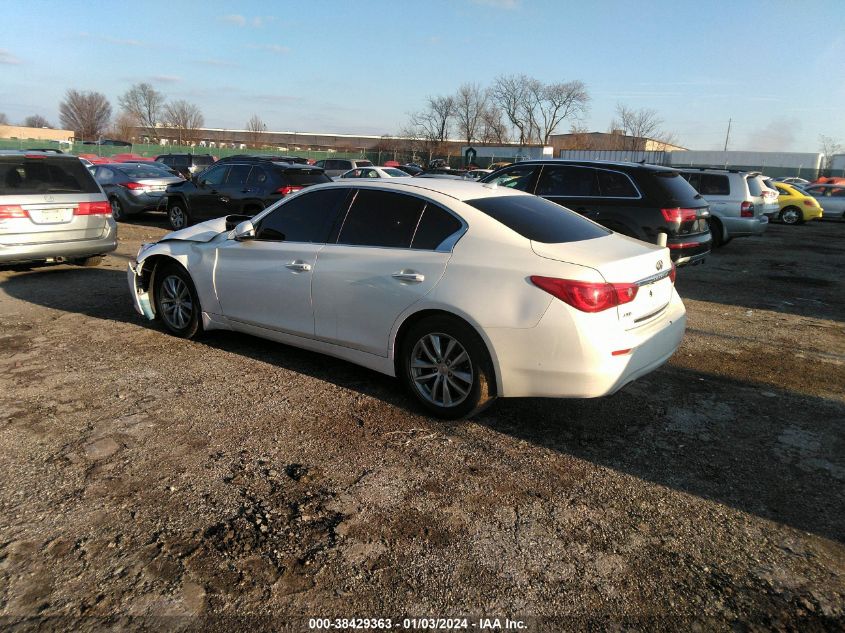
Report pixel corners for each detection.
[410,332,474,408]
[400,316,495,419]
[153,264,202,338]
[110,197,125,221]
[168,203,188,230]
[780,207,801,225]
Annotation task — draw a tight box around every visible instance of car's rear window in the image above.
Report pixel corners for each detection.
[653,171,704,203]
[120,166,172,179]
[0,157,100,195]
[465,195,610,243]
[192,155,214,165]
[281,168,332,186]
[746,176,763,196]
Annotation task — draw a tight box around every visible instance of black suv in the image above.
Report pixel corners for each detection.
[479,160,711,266]
[160,156,331,230]
[155,153,216,180]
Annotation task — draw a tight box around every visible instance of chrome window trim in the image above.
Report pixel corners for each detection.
[536,164,643,200]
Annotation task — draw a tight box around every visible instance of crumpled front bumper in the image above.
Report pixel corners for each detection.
[127,260,155,320]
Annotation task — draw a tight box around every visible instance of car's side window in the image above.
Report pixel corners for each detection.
[487,165,538,191]
[313,160,325,168]
[344,169,362,179]
[596,169,639,197]
[337,189,425,248]
[95,167,114,183]
[699,174,730,196]
[158,157,172,166]
[225,164,251,186]
[247,167,268,186]
[411,203,463,250]
[535,166,599,197]
[255,188,349,243]
[173,156,190,167]
[201,164,229,186]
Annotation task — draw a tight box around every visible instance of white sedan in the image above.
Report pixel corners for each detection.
[335,166,410,180]
[128,179,686,418]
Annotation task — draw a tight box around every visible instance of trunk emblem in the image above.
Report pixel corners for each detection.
[656,260,663,271]
[44,195,55,202]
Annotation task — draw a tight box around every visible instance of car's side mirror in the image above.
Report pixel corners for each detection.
[233,220,256,241]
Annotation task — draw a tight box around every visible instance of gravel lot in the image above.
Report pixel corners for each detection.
[1,214,843,632]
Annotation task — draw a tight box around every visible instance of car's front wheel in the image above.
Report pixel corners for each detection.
[167,200,190,231]
[399,316,495,419]
[153,263,202,339]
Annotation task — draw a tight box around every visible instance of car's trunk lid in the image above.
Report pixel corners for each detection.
[532,235,674,329]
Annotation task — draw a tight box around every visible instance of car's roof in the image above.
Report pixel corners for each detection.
[508,159,681,173]
[314,177,527,202]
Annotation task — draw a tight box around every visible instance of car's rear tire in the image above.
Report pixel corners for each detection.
[167,200,190,231]
[153,263,203,339]
[709,217,726,247]
[780,206,802,225]
[109,197,126,222]
[399,316,496,420]
[71,255,105,267]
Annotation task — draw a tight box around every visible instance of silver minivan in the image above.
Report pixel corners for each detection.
[677,168,771,246]
[0,152,117,266]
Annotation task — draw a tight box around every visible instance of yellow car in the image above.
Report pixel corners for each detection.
[772,182,823,225]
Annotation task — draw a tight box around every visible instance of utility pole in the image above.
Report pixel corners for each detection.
[723,118,732,152]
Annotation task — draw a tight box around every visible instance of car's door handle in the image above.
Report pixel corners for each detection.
[391,270,425,283]
[285,261,312,272]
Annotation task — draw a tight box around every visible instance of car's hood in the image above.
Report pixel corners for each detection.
[160,217,227,243]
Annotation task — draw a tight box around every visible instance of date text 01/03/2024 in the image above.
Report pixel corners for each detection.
[308,617,528,629]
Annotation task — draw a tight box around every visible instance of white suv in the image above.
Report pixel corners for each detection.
[676,169,772,246]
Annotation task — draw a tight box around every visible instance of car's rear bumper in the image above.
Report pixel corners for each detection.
[0,221,117,264]
[487,290,687,398]
[667,232,711,267]
[722,214,768,237]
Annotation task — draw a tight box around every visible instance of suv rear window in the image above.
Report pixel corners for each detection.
[280,168,332,186]
[0,157,100,195]
[654,171,704,203]
[746,176,763,196]
[192,155,214,166]
[465,195,610,243]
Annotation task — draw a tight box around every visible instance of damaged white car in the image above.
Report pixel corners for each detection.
[128,180,686,418]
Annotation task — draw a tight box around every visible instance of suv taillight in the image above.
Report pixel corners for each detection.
[740,201,754,217]
[660,208,698,223]
[0,205,28,219]
[75,201,112,215]
[276,185,304,195]
[530,276,638,313]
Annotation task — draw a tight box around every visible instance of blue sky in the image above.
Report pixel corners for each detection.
[1,0,843,152]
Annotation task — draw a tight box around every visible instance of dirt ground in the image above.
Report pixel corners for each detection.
[1,214,843,632]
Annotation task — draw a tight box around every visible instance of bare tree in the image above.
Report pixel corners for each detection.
[109,112,140,143]
[408,95,455,162]
[118,83,165,139]
[610,104,678,150]
[163,100,204,145]
[490,74,536,145]
[246,114,265,147]
[453,83,488,146]
[0,113,8,125]
[528,80,589,145]
[479,105,509,144]
[59,89,112,141]
[819,135,843,171]
[23,114,51,128]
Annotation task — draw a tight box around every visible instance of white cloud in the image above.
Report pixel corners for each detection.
[252,16,275,27]
[248,44,290,54]
[0,49,21,65]
[151,75,182,83]
[221,14,247,26]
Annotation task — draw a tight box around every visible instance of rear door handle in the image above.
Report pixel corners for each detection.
[391,270,425,283]
[285,261,312,272]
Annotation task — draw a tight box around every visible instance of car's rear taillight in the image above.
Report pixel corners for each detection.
[740,201,754,217]
[120,182,148,191]
[75,201,112,215]
[276,185,304,195]
[530,276,638,313]
[660,208,698,223]
[0,205,28,219]
[669,262,676,284]
[667,242,700,249]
